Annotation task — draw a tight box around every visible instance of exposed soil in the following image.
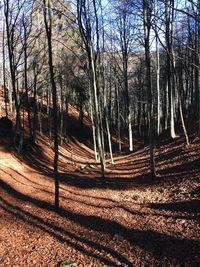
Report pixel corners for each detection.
[0,109,200,266]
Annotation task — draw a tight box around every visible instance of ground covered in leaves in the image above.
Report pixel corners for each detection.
[0,116,200,266]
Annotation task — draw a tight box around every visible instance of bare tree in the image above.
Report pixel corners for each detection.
[43,0,59,211]
[77,0,105,178]
[143,0,156,178]
[3,0,25,150]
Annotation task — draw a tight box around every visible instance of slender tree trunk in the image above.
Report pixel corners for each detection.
[106,116,114,164]
[2,23,8,117]
[24,32,32,140]
[89,86,98,160]
[43,0,59,211]
[195,2,200,131]
[165,0,176,139]
[156,32,161,135]
[32,65,37,142]
[90,49,105,177]
[77,0,105,177]
[4,0,21,134]
[116,83,121,152]
[172,67,190,146]
[143,0,156,178]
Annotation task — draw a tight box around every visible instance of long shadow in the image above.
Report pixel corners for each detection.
[0,181,200,266]
[0,180,130,266]
[18,143,54,177]
[9,129,200,191]
[157,150,200,169]
[59,138,95,160]
[1,168,197,222]
[0,197,126,266]
[11,141,156,190]
[149,200,200,215]
[59,172,157,189]
[155,147,183,163]
[159,156,200,180]
[57,194,199,221]
[59,187,199,221]
[0,169,53,197]
[0,168,29,187]
[10,141,177,190]
[192,186,200,197]
[0,179,199,266]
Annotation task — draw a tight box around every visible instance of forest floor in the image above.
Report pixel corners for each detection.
[0,109,200,266]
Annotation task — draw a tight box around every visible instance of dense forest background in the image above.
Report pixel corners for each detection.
[0,1,200,266]
[0,0,200,207]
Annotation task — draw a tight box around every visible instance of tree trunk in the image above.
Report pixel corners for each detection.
[143,0,156,178]
[43,0,59,211]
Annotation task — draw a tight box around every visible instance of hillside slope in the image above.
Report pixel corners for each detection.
[0,109,200,266]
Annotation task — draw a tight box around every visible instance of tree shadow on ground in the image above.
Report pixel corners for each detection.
[0,179,199,266]
[149,200,200,215]
[10,140,155,190]
[8,130,200,191]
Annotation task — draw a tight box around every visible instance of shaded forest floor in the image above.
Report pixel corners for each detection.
[0,109,200,266]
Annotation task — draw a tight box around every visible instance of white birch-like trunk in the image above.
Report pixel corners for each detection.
[9,80,13,113]
[37,95,42,134]
[106,117,114,164]
[90,47,105,173]
[170,86,176,138]
[156,34,161,135]
[116,85,121,151]
[90,93,98,161]
[128,112,133,151]
[165,82,168,130]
